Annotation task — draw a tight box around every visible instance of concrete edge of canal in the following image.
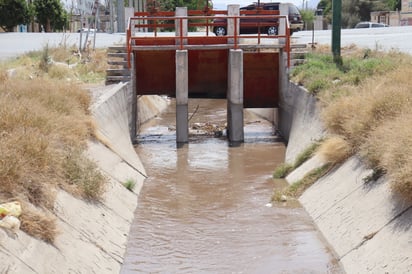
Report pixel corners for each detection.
[90,81,411,274]
[83,76,411,274]
[1,78,410,273]
[0,82,168,273]
[252,81,412,274]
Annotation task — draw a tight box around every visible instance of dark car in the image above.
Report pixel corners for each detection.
[212,2,303,36]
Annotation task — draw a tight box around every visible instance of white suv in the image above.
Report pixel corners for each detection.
[354,22,388,28]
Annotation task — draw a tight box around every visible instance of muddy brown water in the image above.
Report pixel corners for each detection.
[121,98,342,274]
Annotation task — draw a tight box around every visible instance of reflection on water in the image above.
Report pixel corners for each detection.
[121,99,341,274]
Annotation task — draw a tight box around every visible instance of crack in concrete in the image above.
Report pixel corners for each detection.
[339,205,412,260]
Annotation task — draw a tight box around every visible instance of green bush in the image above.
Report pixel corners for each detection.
[273,163,293,178]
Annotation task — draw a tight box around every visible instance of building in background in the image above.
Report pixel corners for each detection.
[370,0,412,26]
[67,0,146,33]
[370,10,401,26]
[400,0,412,25]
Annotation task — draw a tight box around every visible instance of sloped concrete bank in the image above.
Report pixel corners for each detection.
[0,83,168,273]
[275,82,411,273]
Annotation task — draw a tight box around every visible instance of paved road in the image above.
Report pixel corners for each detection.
[0,32,127,61]
[1,25,411,60]
[292,25,412,55]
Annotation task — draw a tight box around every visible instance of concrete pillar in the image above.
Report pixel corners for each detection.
[131,53,137,143]
[277,47,292,140]
[175,7,188,46]
[125,7,134,31]
[227,5,240,44]
[176,50,189,144]
[279,48,288,91]
[279,3,288,45]
[227,49,244,143]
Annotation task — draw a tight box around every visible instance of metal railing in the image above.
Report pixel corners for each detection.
[126,10,291,68]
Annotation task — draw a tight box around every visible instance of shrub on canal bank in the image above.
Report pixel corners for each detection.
[288,46,412,201]
[272,136,350,201]
[273,141,321,179]
[0,46,108,242]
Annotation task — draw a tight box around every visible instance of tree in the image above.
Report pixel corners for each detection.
[387,0,401,10]
[0,0,31,32]
[317,0,392,29]
[33,0,67,32]
[300,9,315,30]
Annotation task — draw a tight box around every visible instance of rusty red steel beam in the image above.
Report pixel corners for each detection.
[126,11,291,67]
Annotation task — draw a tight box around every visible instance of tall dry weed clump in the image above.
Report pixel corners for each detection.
[322,63,412,200]
[361,112,412,199]
[316,136,352,165]
[0,73,106,241]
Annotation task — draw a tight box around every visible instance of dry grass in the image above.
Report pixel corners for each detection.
[0,46,109,241]
[322,78,412,148]
[19,204,58,244]
[1,45,107,83]
[47,64,76,80]
[62,148,106,200]
[0,76,101,198]
[360,112,412,198]
[76,50,109,83]
[322,64,412,148]
[317,136,352,165]
[294,47,412,200]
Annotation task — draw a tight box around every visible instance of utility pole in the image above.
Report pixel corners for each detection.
[331,0,342,65]
[109,0,114,33]
[117,0,125,32]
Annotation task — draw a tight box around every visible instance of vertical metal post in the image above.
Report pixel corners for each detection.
[79,14,83,50]
[332,0,342,64]
[93,5,99,50]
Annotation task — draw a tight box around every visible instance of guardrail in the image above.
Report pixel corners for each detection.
[126,10,291,68]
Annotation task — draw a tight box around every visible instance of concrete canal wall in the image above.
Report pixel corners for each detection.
[0,83,168,273]
[2,77,410,273]
[277,82,412,274]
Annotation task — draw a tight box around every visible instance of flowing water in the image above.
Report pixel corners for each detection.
[121,98,342,274]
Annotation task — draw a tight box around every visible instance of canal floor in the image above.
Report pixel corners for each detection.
[121,98,342,273]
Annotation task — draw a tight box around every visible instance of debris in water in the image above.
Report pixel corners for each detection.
[189,122,226,137]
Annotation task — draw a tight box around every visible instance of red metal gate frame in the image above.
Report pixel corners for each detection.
[126,10,291,67]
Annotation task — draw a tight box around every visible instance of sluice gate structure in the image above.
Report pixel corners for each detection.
[126,5,292,144]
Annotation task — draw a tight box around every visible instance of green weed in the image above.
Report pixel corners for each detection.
[123,179,136,192]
